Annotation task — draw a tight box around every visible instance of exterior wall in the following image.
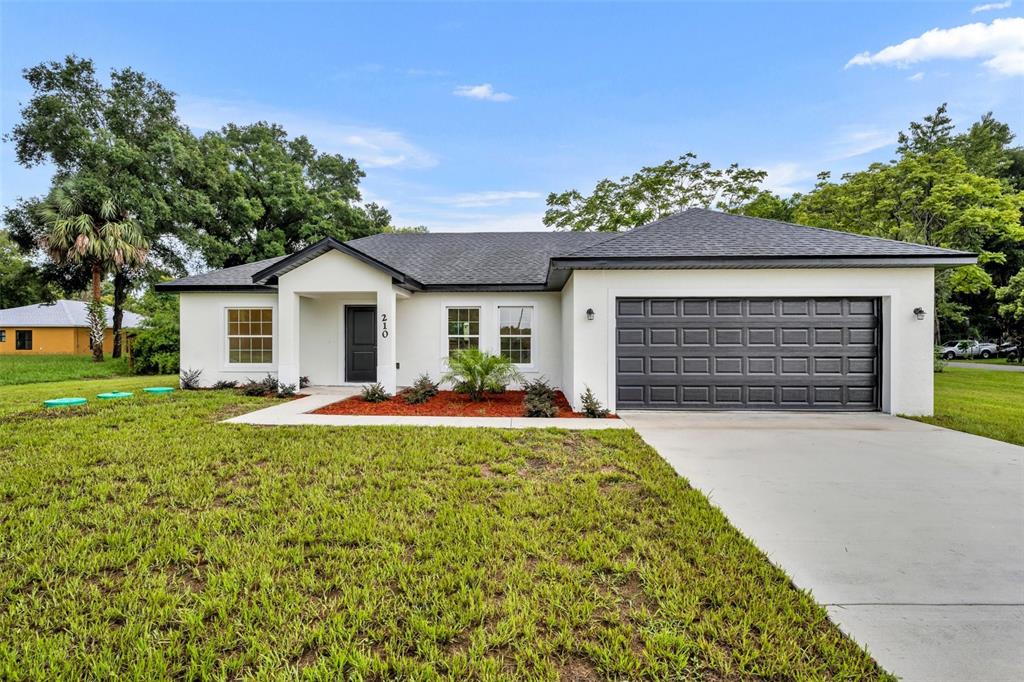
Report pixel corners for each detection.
[395,291,563,389]
[0,326,121,355]
[566,268,936,416]
[560,275,575,399]
[179,291,278,386]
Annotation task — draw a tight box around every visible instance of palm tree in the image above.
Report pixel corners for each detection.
[38,183,149,362]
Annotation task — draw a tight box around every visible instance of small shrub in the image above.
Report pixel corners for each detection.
[442,348,522,401]
[278,383,297,398]
[403,373,439,404]
[933,346,947,373]
[179,368,203,390]
[299,376,311,389]
[240,374,279,397]
[580,386,609,418]
[211,380,238,390]
[361,382,391,403]
[522,376,558,417]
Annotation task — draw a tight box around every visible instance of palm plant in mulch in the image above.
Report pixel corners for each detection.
[442,349,522,401]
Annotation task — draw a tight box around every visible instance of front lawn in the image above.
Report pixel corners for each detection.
[0,378,888,680]
[911,366,1024,446]
[0,353,135,386]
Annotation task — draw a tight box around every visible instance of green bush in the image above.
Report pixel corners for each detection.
[361,383,391,403]
[442,349,522,401]
[403,373,439,404]
[522,377,557,417]
[131,289,179,375]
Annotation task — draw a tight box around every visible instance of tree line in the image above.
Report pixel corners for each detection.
[544,104,1024,344]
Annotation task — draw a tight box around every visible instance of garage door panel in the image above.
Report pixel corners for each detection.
[615,297,879,411]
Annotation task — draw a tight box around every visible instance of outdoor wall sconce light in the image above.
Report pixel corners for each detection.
[586,308,595,321]
[913,307,927,321]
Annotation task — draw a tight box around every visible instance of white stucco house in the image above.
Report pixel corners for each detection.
[157,209,975,415]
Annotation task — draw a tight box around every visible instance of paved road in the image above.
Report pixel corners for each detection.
[620,411,1024,682]
[951,361,1024,372]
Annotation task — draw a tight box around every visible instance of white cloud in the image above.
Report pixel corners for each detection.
[453,83,515,102]
[391,209,547,232]
[428,190,541,208]
[759,162,818,196]
[972,1,1012,13]
[846,17,1024,76]
[908,71,926,81]
[828,126,894,159]
[178,96,437,169]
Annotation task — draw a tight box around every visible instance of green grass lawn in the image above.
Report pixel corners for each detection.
[912,366,1024,446]
[0,377,889,680]
[948,357,1018,365]
[0,354,135,386]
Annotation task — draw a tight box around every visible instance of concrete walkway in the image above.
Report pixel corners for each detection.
[952,361,1024,372]
[620,411,1024,682]
[223,389,629,430]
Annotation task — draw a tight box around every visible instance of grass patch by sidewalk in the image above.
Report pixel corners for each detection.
[0,354,135,386]
[911,366,1024,446]
[0,377,890,680]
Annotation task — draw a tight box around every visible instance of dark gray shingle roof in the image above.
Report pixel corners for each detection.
[157,255,285,290]
[157,209,974,292]
[345,232,615,286]
[562,208,973,260]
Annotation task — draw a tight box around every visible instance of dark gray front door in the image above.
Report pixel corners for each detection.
[345,305,377,382]
[616,297,879,410]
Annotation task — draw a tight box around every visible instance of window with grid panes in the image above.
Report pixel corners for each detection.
[498,306,532,364]
[447,307,480,356]
[227,308,273,364]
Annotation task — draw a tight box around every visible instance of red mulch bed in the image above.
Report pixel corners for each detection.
[312,390,616,418]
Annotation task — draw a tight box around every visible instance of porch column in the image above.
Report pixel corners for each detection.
[376,288,397,393]
[277,291,301,389]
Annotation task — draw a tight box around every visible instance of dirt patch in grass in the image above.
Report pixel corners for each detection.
[312,389,616,418]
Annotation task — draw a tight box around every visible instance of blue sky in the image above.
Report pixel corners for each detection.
[2,1,1022,232]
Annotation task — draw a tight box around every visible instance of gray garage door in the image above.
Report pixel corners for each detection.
[616,297,879,410]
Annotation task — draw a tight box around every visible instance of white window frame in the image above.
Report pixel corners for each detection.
[445,306,481,357]
[498,305,535,368]
[224,306,276,368]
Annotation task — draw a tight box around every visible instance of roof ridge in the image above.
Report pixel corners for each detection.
[685,207,972,255]
[561,208,697,257]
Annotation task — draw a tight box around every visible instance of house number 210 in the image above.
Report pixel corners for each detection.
[380,313,389,339]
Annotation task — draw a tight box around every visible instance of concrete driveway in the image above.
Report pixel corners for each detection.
[620,411,1024,682]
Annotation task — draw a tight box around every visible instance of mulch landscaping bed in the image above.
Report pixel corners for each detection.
[313,390,616,418]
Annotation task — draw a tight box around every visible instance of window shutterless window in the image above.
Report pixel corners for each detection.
[227,308,273,364]
[0,330,6,343]
[447,307,480,356]
[498,306,533,365]
[15,329,32,351]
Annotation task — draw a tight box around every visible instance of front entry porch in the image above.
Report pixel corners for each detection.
[274,288,403,392]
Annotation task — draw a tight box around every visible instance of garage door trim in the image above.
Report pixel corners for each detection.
[614,296,881,411]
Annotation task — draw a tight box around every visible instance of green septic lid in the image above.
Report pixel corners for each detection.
[44,397,87,407]
[97,391,133,399]
[143,386,175,394]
